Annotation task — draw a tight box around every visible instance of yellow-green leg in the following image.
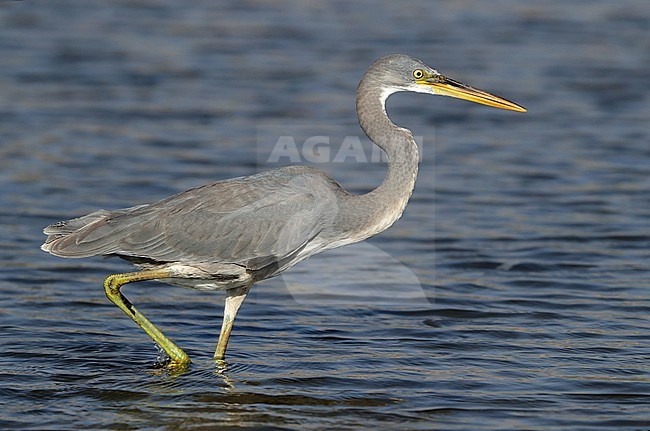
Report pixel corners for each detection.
[214,284,251,361]
[103,269,190,368]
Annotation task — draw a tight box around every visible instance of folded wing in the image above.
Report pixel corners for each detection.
[42,167,342,271]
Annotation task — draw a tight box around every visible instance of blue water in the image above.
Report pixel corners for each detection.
[1,1,648,430]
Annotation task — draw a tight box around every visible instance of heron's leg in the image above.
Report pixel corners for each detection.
[214,284,252,360]
[103,269,190,367]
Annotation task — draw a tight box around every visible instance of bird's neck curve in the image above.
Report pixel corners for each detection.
[343,81,420,239]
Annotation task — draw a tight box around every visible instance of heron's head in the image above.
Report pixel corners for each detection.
[365,54,526,112]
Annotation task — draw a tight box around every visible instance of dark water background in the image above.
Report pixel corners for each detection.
[1,1,648,430]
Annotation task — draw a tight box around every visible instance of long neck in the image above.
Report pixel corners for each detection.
[337,80,420,240]
[357,85,419,201]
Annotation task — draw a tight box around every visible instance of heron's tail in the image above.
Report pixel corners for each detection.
[41,210,113,257]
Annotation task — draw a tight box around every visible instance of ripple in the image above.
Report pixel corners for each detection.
[1,1,649,430]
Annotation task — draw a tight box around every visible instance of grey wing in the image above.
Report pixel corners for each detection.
[42,168,341,270]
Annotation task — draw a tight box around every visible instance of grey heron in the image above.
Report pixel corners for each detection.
[41,54,525,368]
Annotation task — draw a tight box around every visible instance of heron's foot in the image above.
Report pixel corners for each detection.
[148,358,190,376]
[151,352,190,376]
[154,344,191,370]
[165,358,191,372]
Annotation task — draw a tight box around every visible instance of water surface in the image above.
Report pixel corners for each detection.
[0,1,648,430]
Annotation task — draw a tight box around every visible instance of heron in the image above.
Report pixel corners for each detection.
[41,54,525,368]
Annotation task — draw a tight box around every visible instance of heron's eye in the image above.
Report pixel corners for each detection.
[412,69,424,79]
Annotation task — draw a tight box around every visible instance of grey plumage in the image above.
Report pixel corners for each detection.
[43,56,432,284]
[44,166,343,275]
[41,54,525,365]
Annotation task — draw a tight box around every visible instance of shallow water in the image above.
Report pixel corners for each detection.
[1,1,649,430]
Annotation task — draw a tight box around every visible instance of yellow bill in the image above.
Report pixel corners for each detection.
[421,76,526,112]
